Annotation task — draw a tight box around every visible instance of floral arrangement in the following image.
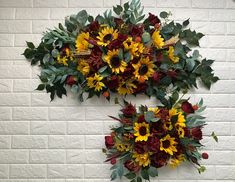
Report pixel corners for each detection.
[104,99,217,181]
[23,0,218,103]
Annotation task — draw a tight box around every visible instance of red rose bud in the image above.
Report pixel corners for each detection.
[181,101,195,114]
[148,13,160,26]
[202,152,209,159]
[152,72,162,82]
[193,105,199,111]
[124,160,140,172]
[105,136,115,149]
[191,127,203,140]
[121,103,136,117]
[110,158,117,165]
[66,75,77,86]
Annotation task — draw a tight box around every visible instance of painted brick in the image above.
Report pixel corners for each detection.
[0,34,14,46]
[0,136,10,149]
[68,0,103,8]
[49,107,85,121]
[0,0,32,7]
[47,164,83,178]
[156,0,191,8]
[48,135,84,149]
[0,150,28,164]
[0,122,29,135]
[30,122,66,135]
[30,150,65,164]
[10,165,46,179]
[12,136,47,149]
[34,0,68,8]
[0,93,30,106]
[0,165,8,178]
[66,150,85,164]
[16,8,50,19]
[68,121,103,134]
[13,107,48,121]
[0,20,31,33]
[0,107,12,121]
[84,164,109,178]
[192,0,225,8]
[0,8,15,19]
[14,34,42,47]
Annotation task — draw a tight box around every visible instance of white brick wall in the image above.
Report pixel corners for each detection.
[0,0,234,181]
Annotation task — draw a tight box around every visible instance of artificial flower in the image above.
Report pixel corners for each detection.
[121,103,136,117]
[148,13,160,26]
[117,80,136,95]
[160,134,178,155]
[66,75,77,86]
[167,46,179,63]
[115,143,130,152]
[133,152,150,167]
[77,59,90,75]
[181,101,195,114]
[97,27,118,46]
[124,160,140,172]
[169,154,185,168]
[87,73,105,91]
[132,57,155,82]
[76,32,90,52]
[202,152,209,159]
[105,136,114,149]
[152,30,164,49]
[134,122,150,142]
[104,49,127,73]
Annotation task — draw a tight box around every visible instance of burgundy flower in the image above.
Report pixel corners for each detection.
[133,83,148,94]
[110,158,117,165]
[148,13,160,26]
[124,160,140,172]
[152,72,163,83]
[181,101,194,114]
[121,103,136,117]
[130,25,144,37]
[88,21,100,32]
[134,141,148,154]
[167,70,177,79]
[202,152,209,159]
[191,127,203,140]
[147,136,160,152]
[105,136,115,149]
[114,18,124,26]
[105,75,119,90]
[66,75,77,86]
[137,115,146,123]
[151,152,169,168]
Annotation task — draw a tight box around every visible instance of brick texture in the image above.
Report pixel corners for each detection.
[0,0,234,181]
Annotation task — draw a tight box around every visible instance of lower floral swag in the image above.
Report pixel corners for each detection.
[104,100,212,182]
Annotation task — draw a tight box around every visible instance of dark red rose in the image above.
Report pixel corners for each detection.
[105,136,115,149]
[181,101,194,114]
[111,158,117,165]
[89,21,100,32]
[184,127,190,138]
[167,70,177,78]
[108,39,122,49]
[130,25,144,37]
[114,18,124,26]
[151,152,169,168]
[66,75,77,86]
[134,142,148,154]
[152,72,163,83]
[122,65,135,79]
[151,122,165,136]
[148,13,160,26]
[133,83,148,94]
[124,160,140,172]
[191,127,203,140]
[202,152,209,159]
[147,136,160,152]
[137,115,146,123]
[105,75,119,90]
[121,103,136,117]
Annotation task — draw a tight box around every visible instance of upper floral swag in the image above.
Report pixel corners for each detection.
[23,0,218,103]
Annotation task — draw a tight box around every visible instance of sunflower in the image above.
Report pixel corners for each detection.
[160,134,178,155]
[133,152,150,167]
[152,30,164,49]
[132,57,155,82]
[117,80,137,95]
[97,27,118,46]
[115,143,130,152]
[134,122,150,142]
[175,112,186,128]
[169,154,185,168]
[104,49,127,74]
[177,126,185,138]
[123,37,144,58]
[57,55,68,66]
[167,46,179,63]
[163,120,173,131]
[77,59,90,75]
[64,47,74,60]
[87,73,105,92]
[76,32,90,52]
[148,107,160,116]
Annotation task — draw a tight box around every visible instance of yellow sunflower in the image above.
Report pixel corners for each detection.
[160,134,178,155]
[175,112,186,128]
[163,120,173,131]
[104,49,127,74]
[76,32,90,52]
[148,107,160,116]
[134,122,150,142]
[57,55,68,66]
[167,46,179,63]
[97,27,118,46]
[65,47,74,60]
[152,30,164,49]
[87,73,105,92]
[132,57,155,82]
[169,154,185,168]
[115,143,130,152]
[77,59,90,75]
[133,152,150,167]
[177,126,185,138]
[117,80,137,95]
[123,37,136,51]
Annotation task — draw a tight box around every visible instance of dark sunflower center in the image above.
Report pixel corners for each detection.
[103,34,113,42]
[162,140,170,149]
[138,64,148,75]
[110,56,121,68]
[139,126,147,136]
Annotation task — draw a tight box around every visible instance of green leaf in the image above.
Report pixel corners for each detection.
[131,179,136,182]
[43,53,50,64]
[35,84,45,91]
[142,32,151,43]
[114,97,119,104]
[211,132,218,142]
[141,169,149,180]
[76,10,88,25]
[98,66,108,73]
[160,11,168,18]
[148,166,158,177]
[51,49,59,58]
[144,111,155,122]
[183,18,190,27]
[137,177,142,182]
[111,171,117,181]
[124,2,129,11]
[88,15,94,22]
[113,5,123,15]
[124,172,136,179]
[26,41,35,49]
